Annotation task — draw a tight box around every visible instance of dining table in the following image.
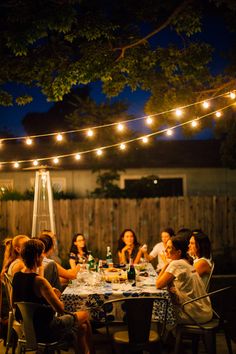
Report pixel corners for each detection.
[61,263,176,328]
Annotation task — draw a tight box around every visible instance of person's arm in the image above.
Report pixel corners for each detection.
[35,276,65,314]
[69,258,76,269]
[156,263,174,289]
[194,259,211,276]
[133,248,143,264]
[56,263,80,280]
[118,245,130,264]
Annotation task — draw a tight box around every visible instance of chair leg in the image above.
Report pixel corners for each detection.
[203,331,216,354]
[174,329,182,354]
[191,335,200,354]
[222,327,233,354]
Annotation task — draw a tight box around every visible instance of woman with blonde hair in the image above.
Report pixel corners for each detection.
[1,235,30,278]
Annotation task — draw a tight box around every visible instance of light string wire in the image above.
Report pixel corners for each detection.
[1,102,235,166]
[0,90,234,142]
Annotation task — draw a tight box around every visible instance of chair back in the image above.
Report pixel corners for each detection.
[15,302,43,350]
[3,273,13,310]
[205,260,215,292]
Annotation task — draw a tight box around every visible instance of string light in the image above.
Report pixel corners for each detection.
[202,101,210,109]
[33,160,39,166]
[215,111,222,118]
[56,133,63,142]
[142,137,149,143]
[117,123,124,132]
[86,129,94,137]
[191,120,198,127]
[146,116,153,125]
[96,149,103,156]
[175,109,183,117]
[26,137,33,145]
[0,100,235,168]
[119,143,126,150]
[75,153,81,160]
[166,129,173,136]
[53,157,59,164]
[230,92,235,99]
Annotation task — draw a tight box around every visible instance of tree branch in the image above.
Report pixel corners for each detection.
[113,0,193,60]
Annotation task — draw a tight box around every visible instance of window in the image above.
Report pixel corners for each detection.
[124,177,183,197]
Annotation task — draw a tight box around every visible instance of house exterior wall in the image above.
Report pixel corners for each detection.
[0,167,236,196]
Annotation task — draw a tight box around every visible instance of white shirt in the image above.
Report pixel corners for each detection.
[149,242,165,271]
[166,259,213,324]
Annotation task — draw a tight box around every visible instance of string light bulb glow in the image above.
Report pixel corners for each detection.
[175,109,183,117]
[26,137,33,145]
[230,92,235,99]
[215,111,222,118]
[75,153,81,160]
[33,160,39,166]
[53,157,59,164]
[96,149,103,156]
[146,116,153,125]
[117,123,124,132]
[87,129,94,137]
[166,129,173,136]
[202,101,210,109]
[56,133,63,142]
[142,137,149,143]
[191,120,198,127]
[13,162,19,168]
[119,143,126,150]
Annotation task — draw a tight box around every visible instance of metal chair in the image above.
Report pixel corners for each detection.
[15,302,70,354]
[174,286,233,354]
[205,260,215,292]
[3,273,21,354]
[102,296,168,353]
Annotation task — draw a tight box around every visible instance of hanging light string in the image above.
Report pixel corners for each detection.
[1,101,235,167]
[0,90,235,143]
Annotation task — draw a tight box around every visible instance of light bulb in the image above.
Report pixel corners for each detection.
[166,129,173,136]
[53,157,59,164]
[96,149,103,156]
[202,101,209,109]
[117,123,124,131]
[75,153,81,160]
[175,109,183,117]
[230,92,235,99]
[33,160,39,166]
[215,111,222,118]
[191,120,198,127]
[146,116,153,125]
[56,133,63,141]
[120,143,126,150]
[26,137,32,145]
[87,129,94,137]
[142,137,148,143]
[13,162,19,168]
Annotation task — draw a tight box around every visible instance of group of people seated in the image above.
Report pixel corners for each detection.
[0,226,214,353]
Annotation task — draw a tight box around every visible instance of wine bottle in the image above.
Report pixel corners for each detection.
[106,246,113,266]
[127,257,136,284]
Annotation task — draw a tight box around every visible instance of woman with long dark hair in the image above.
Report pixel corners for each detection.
[188,229,212,286]
[69,233,89,268]
[117,229,142,264]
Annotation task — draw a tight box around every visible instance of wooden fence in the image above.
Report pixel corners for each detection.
[0,197,236,266]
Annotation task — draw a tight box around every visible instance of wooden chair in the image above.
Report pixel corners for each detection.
[174,286,233,354]
[3,273,21,354]
[15,302,70,354]
[102,296,168,353]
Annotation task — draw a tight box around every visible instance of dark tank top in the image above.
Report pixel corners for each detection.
[12,272,54,338]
